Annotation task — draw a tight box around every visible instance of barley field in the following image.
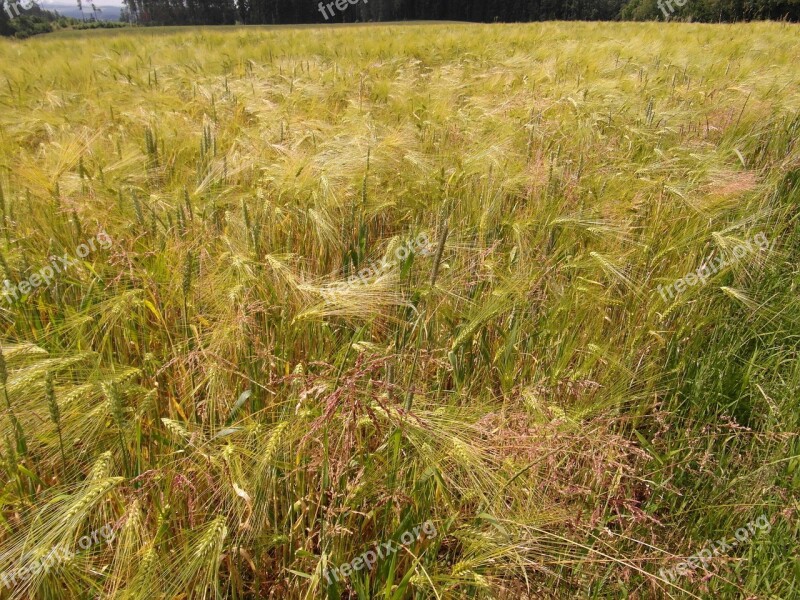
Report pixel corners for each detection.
[0,21,798,599]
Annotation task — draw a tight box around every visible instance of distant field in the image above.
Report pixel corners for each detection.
[42,20,462,39]
[43,4,124,21]
[0,22,798,599]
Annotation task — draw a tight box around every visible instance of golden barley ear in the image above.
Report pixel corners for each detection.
[88,450,114,481]
[160,516,228,599]
[60,477,124,526]
[257,420,289,477]
[117,545,163,600]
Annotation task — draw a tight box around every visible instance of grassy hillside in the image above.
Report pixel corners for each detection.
[0,22,798,599]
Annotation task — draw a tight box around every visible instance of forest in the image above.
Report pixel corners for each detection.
[127,0,800,25]
[121,0,800,24]
[1,0,799,38]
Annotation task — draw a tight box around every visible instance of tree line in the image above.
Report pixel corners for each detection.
[123,0,799,24]
[1,0,798,38]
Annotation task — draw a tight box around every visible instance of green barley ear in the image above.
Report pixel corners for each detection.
[450,436,473,465]
[45,372,59,423]
[130,545,160,596]
[0,343,7,388]
[3,434,22,495]
[8,191,15,226]
[0,249,10,280]
[161,418,190,444]
[3,434,16,471]
[242,198,251,234]
[0,344,25,455]
[251,218,261,257]
[177,204,186,234]
[103,384,130,474]
[46,372,67,472]
[60,476,124,525]
[149,203,157,236]
[182,250,195,393]
[430,220,449,286]
[155,504,172,543]
[182,251,194,299]
[0,182,5,243]
[89,450,114,481]
[176,515,227,594]
[195,516,227,561]
[104,383,125,430]
[183,188,193,221]
[258,421,289,477]
[72,210,82,241]
[132,191,144,226]
[145,126,159,167]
